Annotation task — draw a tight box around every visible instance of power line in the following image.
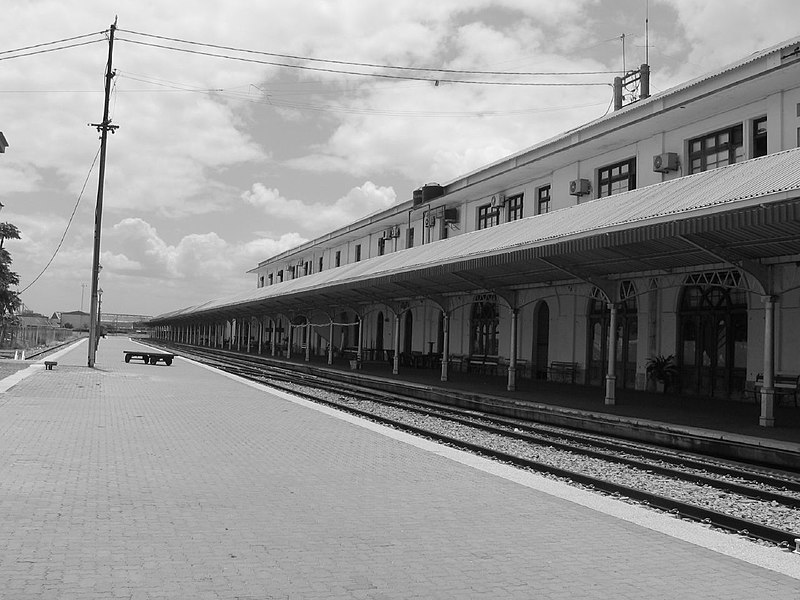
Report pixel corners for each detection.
[19,146,102,295]
[116,37,611,87]
[112,71,610,117]
[0,31,105,56]
[118,28,622,77]
[0,38,105,62]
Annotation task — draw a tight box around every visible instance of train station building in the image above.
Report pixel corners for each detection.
[149,36,800,428]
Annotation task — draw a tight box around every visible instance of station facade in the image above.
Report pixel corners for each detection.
[150,37,800,427]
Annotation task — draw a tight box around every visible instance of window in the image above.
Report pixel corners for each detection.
[258,275,264,288]
[752,117,767,158]
[335,251,341,267]
[277,270,283,283]
[355,244,362,262]
[598,158,636,198]
[303,261,310,276]
[318,257,323,272]
[477,204,500,230]
[470,301,499,356]
[689,124,743,174]
[378,237,385,256]
[407,227,415,249]
[506,194,523,221]
[268,273,273,286]
[537,185,551,214]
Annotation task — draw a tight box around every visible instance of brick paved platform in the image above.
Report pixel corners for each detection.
[0,336,797,599]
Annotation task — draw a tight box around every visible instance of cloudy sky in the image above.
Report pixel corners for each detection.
[1,0,799,318]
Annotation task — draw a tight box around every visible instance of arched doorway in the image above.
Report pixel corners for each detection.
[436,311,444,354]
[376,312,384,351]
[677,278,747,399]
[587,282,638,389]
[533,301,550,379]
[340,311,349,350]
[470,300,499,356]
[403,310,413,355]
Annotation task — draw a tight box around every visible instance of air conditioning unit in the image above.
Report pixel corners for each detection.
[653,152,679,173]
[424,214,436,228]
[390,225,401,238]
[443,208,459,223]
[490,194,506,208]
[569,178,591,196]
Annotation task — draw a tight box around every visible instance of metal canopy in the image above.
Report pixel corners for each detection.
[151,148,800,324]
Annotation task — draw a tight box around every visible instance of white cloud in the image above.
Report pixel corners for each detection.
[661,0,800,78]
[241,181,397,232]
[106,217,306,280]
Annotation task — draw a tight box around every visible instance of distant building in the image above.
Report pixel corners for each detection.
[18,313,56,328]
[0,132,7,154]
[52,310,91,330]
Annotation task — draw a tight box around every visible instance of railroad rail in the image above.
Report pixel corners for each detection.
[151,343,800,549]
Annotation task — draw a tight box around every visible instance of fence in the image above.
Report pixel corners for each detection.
[0,324,82,351]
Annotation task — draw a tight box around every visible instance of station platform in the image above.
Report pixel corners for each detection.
[171,343,800,467]
[0,336,797,598]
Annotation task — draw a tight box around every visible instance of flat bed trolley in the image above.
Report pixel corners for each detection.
[123,350,175,366]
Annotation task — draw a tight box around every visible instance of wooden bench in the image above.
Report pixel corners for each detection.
[752,373,799,407]
[124,350,174,366]
[547,361,579,383]
[44,361,57,370]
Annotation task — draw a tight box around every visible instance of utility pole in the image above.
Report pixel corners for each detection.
[88,18,119,368]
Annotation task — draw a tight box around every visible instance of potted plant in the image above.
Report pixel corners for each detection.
[646,354,677,393]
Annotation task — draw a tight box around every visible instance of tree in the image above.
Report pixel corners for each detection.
[0,223,21,317]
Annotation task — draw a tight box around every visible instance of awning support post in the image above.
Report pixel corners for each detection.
[605,303,618,405]
[760,295,777,427]
[440,312,450,382]
[393,314,401,375]
[328,321,334,365]
[356,317,363,368]
[507,308,518,392]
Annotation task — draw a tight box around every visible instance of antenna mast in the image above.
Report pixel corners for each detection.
[645,0,650,66]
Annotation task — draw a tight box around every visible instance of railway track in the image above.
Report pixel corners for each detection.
[154,343,800,550]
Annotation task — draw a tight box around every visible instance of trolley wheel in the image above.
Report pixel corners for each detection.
[165,358,172,366]
[124,354,131,363]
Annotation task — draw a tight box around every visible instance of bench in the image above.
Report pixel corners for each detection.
[468,355,499,376]
[124,350,174,366]
[44,361,57,370]
[547,361,579,383]
[752,373,799,407]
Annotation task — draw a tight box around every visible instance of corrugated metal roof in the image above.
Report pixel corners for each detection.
[153,148,800,321]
